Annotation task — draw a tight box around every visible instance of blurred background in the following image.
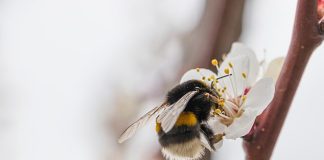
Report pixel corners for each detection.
[0,0,323,159]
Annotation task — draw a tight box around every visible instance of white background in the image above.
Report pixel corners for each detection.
[0,0,323,160]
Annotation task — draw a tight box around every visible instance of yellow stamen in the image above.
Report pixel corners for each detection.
[242,95,247,102]
[215,109,222,115]
[224,68,230,74]
[202,76,206,80]
[207,78,211,81]
[211,59,218,66]
[196,68,200,72]
[210,75,215,80]
[229,62,233,68]
[242,72,247,79]
[217,98,225,107]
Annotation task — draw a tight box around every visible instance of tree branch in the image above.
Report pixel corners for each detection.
[243,0,324,159]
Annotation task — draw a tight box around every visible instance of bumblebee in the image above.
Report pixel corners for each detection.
[118,79,225,160]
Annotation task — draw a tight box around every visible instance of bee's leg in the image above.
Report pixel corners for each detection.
[201,123,224,146]
[200,123,216,150]
[200,123,214,139]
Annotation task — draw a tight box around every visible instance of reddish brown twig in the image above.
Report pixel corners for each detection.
[243,0,324,160]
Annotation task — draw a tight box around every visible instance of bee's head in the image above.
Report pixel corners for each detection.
[179,80,220,121]
[187,80,220,96]
[167,80,218,104]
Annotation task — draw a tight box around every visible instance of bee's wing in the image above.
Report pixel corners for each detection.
[118,103,167,143]
[157,91,198,133]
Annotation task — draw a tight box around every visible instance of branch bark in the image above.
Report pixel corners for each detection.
[243,0,324,159]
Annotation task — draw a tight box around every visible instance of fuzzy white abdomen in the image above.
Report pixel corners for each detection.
[161,138,205,160]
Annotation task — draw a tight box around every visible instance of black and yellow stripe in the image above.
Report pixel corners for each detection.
[156,112,198,133]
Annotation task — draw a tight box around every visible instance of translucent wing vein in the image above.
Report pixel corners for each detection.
[157,91,198,133]
[118,103,167,143]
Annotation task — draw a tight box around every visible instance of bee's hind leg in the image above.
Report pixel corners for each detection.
[200,123,214,140]
[200,123,216,151]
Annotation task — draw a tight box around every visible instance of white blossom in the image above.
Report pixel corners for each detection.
[180,43,275,141]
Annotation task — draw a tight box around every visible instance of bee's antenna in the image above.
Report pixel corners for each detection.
[216,74,233,80]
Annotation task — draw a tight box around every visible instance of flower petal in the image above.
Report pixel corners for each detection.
[218,55,250,97]
[227,43,251,57]
[225,109,257,139]
[208,117,227,134]
[207,118,225,150]
[180,68,216,87]
[264,57,285,83]
[213,139,223,150]
[227,42,260,85]
[245,78,275,115]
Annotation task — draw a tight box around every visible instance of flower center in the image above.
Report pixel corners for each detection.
[213,96,245,126]
[211,60,250,126]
